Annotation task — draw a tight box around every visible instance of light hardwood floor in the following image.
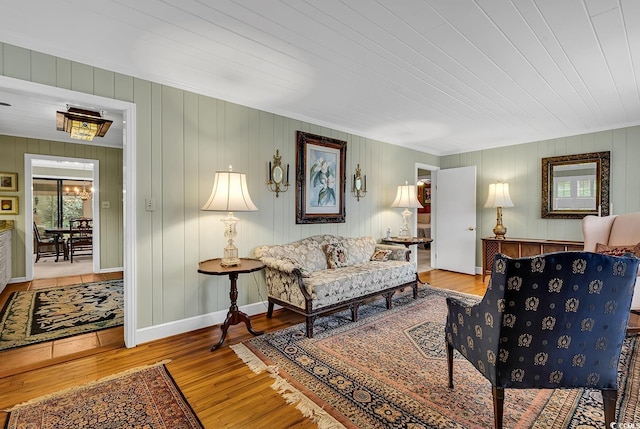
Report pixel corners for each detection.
[1,270,637,428]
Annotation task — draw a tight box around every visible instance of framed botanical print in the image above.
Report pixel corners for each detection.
[295,131,346,224]
[0,172,17,192]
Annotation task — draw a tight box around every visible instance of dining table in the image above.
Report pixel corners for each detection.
[44,227,71,262]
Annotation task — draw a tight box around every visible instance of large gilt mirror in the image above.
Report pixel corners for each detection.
[541,151,610,219]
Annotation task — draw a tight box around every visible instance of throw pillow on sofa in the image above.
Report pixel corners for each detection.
[325,242,348,269]
[370,249,392,261]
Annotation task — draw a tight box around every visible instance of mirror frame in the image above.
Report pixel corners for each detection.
[541,151,610,219]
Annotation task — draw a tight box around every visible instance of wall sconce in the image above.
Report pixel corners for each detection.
[267,149,289,198]
[352,164,367,201]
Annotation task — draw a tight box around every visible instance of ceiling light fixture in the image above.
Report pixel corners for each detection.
[56,107,113,141]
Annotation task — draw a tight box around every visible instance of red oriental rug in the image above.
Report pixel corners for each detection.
[4,361,203,429]
[233,286,640,428]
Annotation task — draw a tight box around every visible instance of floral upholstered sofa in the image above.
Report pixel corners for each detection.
[254,235,418,337]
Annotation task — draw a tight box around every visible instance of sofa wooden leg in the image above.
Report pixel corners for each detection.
[384,292,393,309]
[412,281,418,299]
[350,302,361,322]
[305,316,315,338]
[266,302,274,318]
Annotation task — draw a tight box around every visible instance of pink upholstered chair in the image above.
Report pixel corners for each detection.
[582,212,640,331]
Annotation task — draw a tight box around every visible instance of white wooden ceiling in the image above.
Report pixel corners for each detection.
[0,0,639,155]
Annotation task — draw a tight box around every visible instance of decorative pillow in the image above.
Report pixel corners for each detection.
[370,249,392,261]
[281,257,311,277]
[324,243,348,269]
[595,242,640,257]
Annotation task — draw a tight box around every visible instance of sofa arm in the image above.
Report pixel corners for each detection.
[375,244,410,262]
[259,256,310,277]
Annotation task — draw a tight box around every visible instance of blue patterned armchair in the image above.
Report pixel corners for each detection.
[445,251,638,429]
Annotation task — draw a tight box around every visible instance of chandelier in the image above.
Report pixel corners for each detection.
[65,181,93,200]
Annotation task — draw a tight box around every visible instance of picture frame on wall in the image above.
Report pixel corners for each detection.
[0,196,18,215]
[0,172,18,192]
[295,131,346,224]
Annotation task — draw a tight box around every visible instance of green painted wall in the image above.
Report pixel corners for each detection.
[0,42,439,329]
[441,126,640,266]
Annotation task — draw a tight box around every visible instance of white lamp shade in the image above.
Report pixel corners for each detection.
[201,168,258,212]
[390,183,423,209]
[484,182,514,208]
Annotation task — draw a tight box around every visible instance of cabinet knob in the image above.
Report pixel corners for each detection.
[468,226,475,231]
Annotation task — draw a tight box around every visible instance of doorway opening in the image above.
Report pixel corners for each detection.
[0,75,136,351]
[416,162,439,273]
[29,158,98,280]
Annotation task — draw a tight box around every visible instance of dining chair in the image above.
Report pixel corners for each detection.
[68,218,93,263]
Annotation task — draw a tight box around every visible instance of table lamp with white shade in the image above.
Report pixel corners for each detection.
[390,181,423,237]
[201,165,258,266]
[484,182,514,239]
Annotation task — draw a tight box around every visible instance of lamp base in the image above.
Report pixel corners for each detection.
[221,212,241,266]
[493,207,507,239]
[221,257,241,267]
[398,208,412,238]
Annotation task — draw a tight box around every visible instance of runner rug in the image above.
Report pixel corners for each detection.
[0,280,123,351]
[4,361,203,429]
[233,286,640,429]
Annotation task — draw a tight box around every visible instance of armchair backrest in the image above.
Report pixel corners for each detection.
[476,252,637,389]
[583,212,640,251]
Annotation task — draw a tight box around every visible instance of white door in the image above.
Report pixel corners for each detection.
[434,166,477,275]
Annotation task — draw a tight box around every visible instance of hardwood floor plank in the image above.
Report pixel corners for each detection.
[0,270,483,428]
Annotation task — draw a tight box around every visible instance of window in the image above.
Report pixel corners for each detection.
[555,180,571,198]
[33,178,92,229]
[577,179,593,197]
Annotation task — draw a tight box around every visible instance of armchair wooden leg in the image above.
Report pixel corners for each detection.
[446,342,454,388]
[492,386,504,429]
[601,389,617,428]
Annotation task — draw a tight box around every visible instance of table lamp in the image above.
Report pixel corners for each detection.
[390,181,423,237]
[201,165,258,266]
[484,182,514,239]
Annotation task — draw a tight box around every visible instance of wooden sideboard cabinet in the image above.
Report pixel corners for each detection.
[481,237,583,281]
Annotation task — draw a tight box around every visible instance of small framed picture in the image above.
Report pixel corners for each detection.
[0,172,18,191]
[0,197,18,215]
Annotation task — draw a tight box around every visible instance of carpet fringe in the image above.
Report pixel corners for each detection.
[231,343,346,429]
[3,359,172,413]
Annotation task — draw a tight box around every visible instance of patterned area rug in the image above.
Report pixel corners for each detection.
[4,361,203,429]
[234,286,640,428]
[0,280,123,351]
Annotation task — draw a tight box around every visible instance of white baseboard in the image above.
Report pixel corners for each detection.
[99,266,123,274]
[134,301,271,346]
